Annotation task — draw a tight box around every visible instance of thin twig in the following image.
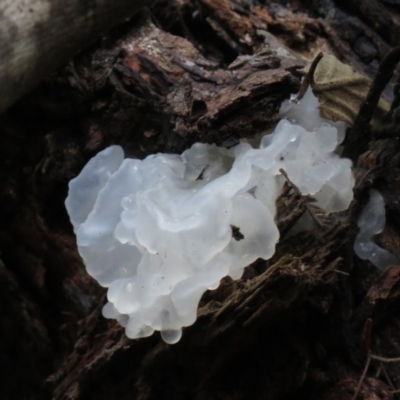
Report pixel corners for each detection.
[279,168,300,195]
[380,362,398,396]
[279,168,330,229]
[351,353,372,400]
[344,46,400,161]
[304,203,331,229]
[294,52,324,103]
[332,269,350,276]
[370,354,400,363]
[360,318,372,353]
[374,341,400,398]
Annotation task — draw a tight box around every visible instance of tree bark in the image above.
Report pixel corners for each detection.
[0,0,152,114]
[1,1,400,400]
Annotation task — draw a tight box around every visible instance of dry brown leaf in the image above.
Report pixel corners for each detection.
[308,53,390,125]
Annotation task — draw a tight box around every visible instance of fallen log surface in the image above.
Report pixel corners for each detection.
[1,1,400,399]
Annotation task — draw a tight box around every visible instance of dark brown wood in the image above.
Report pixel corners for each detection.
[0,0,153,114]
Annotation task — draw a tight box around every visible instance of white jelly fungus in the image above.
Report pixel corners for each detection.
[66,89,355,343]
[354,189,400,269]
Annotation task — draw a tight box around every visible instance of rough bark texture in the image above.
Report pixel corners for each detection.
[1,1,400,400]
[0,0,153,114]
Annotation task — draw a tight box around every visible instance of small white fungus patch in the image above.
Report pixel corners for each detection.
[354,189,400,269]
[66,89,354,343]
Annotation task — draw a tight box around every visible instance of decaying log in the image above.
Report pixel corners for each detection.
[0,0,153,114]
[1,1,400,400]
